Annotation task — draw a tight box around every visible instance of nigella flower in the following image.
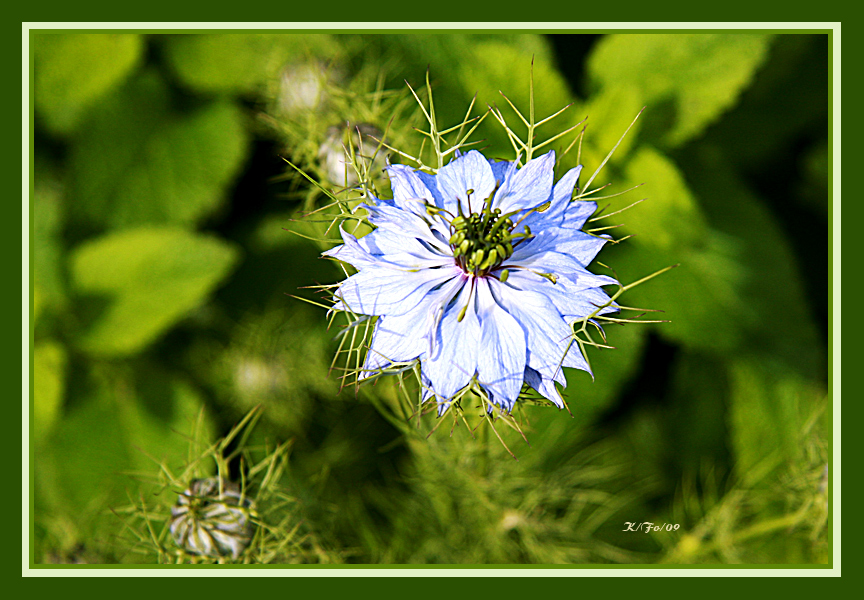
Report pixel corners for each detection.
[324,149,618,414]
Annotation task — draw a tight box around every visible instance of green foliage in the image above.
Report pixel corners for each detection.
[562,325,648,424]
[588,34,774,146]
[699,35,829,170]
[189,306,338,434]
[36,363,216,562]
[69,72,249,229]
[678,147,824,378]
[601,146,751,352]
[34,33,144,134]
[33,340,66,441]
[728,359,825,483]
[657,358,828,564]
[371,433,646,564]
[33,165,66,316]
[163,34,337,96]
[115,409,338,564]
[70,227,239,356]
[621,146,708,250]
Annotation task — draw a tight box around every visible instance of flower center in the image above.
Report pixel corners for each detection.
[447,193,532,277]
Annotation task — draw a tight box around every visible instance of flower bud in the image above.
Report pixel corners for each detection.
[170,478,256,560]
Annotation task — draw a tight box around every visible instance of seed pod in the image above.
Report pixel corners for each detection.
[170,478,256,560]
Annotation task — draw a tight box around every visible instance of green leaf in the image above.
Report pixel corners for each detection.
[36,383,131,519]
[33,340,67,442]
[596,147,752,351]
[191,306,337,434]
[34,33,144,135]
[620,146,708,250]
[118,366,217,472]
[163,33,336,95]
[677,147,824,379]
[798,139,829,216]
[697,35,829,170]
[611,234,752,353]
[588,34,774,147]
[576,85,644,167]
[457,40,577,157]
[70,71,249,229]
[563,324,647,424]
[70,227,239,356]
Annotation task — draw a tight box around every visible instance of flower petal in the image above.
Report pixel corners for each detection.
[362,200,451,253]
[560,199,597,231]
[322,227,378,269]
[422,280,481,400]
[524,366,565,409]
[358,226,452,269]
[336,264,461,316]
[520,164,584,231]
[474,279,526,408]
[549,231,610,266]
[436,150,497,215]
[386,164,440,209]
[508,231,609,274]
[504,268,618,320]
[487,278,577,379]
[487,158,514,185]
[361,275,466,378]
[493,150,556,214]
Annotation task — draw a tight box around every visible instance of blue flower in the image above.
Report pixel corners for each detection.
[324,149,618,414]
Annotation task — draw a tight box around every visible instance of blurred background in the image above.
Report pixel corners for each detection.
[31,32,830,564]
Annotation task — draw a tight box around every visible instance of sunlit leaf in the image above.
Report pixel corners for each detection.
[70,227,239,356]
[588,34,774,146]
[620,146,708,250]
[697,35,829,169]
[70,71,249,228]
[163,33,336,95]
[34,33,144,135]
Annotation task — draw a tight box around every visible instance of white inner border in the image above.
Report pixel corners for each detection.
[23,22,841,577]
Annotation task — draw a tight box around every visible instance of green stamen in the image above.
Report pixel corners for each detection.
[447,187,532,276]
[457,302,469,322]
